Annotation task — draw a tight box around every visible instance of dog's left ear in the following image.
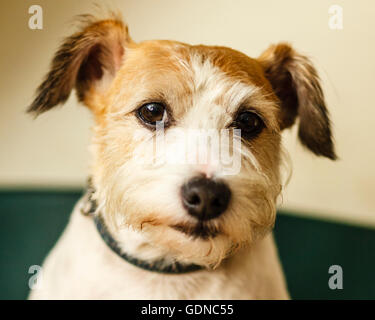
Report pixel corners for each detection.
[28,14,132,115]
[258,43,337,160]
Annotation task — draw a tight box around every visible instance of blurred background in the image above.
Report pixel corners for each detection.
[0,0,374,299]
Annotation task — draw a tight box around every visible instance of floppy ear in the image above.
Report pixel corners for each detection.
[258,43,337,160]
[28,14,132,115]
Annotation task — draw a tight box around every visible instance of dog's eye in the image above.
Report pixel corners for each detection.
[234,111,264,138]
[137,103,167,126]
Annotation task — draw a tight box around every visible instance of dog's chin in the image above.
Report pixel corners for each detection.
[124,218,248,268]
[171,222,220,240]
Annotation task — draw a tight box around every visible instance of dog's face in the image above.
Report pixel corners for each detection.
[29,14,336,267]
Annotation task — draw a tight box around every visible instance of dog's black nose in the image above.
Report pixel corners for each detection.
[181,177,231,221]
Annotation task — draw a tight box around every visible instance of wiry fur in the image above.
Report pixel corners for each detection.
[258,44,337,159]
[28,12,131,114]
[28,14,336,300]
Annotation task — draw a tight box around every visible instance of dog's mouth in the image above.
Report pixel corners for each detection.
[171,222,220,239]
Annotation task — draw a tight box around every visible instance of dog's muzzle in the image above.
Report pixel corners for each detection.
[80,179,204,274]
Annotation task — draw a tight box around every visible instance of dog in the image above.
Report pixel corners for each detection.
[27,13,336,299]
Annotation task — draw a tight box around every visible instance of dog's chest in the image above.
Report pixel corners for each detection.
[31,207,257,299]
[29,203,289,300]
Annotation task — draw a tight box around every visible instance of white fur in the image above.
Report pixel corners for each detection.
[29,201,289,299]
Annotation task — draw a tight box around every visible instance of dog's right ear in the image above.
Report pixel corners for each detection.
[28,14,132,115]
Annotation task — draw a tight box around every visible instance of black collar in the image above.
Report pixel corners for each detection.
[80,182,204,274]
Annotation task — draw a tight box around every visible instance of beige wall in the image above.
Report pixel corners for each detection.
[1,0,374,227]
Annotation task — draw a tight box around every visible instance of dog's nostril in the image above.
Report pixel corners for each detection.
[181,177,231,221]
[188,193,201,206]
[211,197,221,208]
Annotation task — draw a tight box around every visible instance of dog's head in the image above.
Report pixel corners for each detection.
[29,14,336,268]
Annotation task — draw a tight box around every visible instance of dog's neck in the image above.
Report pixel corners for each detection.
[80,181,204,274]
